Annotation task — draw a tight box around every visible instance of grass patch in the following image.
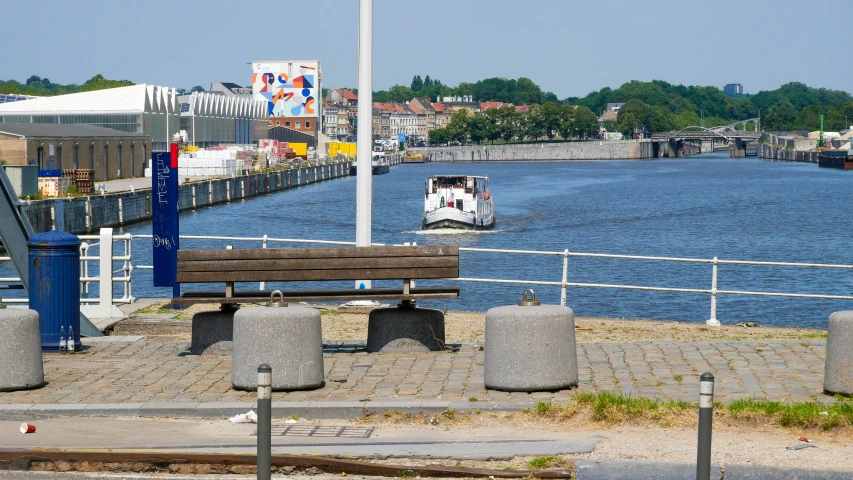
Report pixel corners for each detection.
[528,456,560,469]
[468,397,478,402]
[673,374,683,384]
[728,398,853,431]
[575,391,694,423]
[803,332,828,339]
[319,309,339,316]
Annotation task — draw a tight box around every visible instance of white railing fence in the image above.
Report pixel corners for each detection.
[131,234,853,326]
[0,227,133,307]
[2,229,852,325]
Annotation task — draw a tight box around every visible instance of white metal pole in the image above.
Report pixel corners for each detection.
[99,228,113,308]
[707,257,720,326]
[355,0,373,290]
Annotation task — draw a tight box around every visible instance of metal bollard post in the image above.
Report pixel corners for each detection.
[696,372,714,480]
[257,364,272,480]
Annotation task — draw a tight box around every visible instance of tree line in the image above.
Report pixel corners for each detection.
[0,75,208,97]
[428,104,600,145]
[374,75,559,105]
[376,76,853,134]
[0,75,134,96]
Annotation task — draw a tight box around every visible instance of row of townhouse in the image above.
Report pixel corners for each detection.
[321,90,530,142]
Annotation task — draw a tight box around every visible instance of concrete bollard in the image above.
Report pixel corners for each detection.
[824,311,853,395]
[367,304,445,353]
[231,292,324,390]
[0,299,45,392]
[484,290,578,391]
[190,307,237,355]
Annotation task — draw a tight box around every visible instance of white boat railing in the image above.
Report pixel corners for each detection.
[3,230,853,325]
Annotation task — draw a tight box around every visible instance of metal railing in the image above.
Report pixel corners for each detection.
[3,229,852,324]
[0,228,133,306]
[128,234,853,326]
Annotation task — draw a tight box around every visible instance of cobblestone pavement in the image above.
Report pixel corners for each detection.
[0,337,830,405]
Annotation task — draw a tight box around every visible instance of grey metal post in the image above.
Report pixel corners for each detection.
[257,364,272,480]
[696,372,714,480]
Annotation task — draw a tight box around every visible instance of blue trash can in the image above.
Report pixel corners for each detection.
[28,230,81,352]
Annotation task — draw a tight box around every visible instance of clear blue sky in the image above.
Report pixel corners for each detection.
[3,0,851,98]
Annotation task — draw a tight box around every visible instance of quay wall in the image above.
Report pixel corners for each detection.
[411,141,657,162]
[758,144,818,164]
[19,162,352,234]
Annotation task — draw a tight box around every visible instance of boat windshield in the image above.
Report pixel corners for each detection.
[436,176,465,187]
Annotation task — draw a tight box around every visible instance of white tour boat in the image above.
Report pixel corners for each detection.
[422,175,495,230]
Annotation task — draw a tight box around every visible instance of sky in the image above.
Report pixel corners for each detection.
[3,0,851,98]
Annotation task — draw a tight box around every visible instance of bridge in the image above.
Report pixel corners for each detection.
[649,125,761,158]
[651,125,761,142]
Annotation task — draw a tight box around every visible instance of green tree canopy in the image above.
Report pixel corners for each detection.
[411,75,424,92]
[763,100,798,130]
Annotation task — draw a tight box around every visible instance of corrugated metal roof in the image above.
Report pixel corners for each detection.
[0,84,168,114]
[0,123,149,139]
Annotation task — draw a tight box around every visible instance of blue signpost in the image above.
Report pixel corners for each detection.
[397,132,407,143]
[152,144,180,304]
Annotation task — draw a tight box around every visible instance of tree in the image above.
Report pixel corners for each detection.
[424,75,432,87]
[191,85,204,92]
[483,108,503,143]
[469,114,492,144]
[496,106,520,142]
[763,100,797,131]
[447,110,471,143]
[540,102,562,141]
[616,99,650,135]
[522,104,547,141]
[796,105,821,131]
[410,75,424,92]
[647,105,674,133]
[386,85,415,102]
[428,127,450,145]
[572,106,600,139]
[557,104,575,140]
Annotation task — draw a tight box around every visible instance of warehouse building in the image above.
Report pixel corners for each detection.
[0,123,151,181]
[0,85,268,152]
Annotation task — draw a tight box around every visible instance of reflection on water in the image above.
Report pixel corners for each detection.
[3,153,851,328]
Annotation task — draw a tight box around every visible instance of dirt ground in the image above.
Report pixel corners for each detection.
[119,302,827,343]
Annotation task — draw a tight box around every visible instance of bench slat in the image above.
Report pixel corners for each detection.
[173,286,461,304]
[177,256,458,272]
[177,245,458,261]
[177,266,458,283]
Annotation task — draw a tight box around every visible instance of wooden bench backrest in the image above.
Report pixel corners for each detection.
[176,245,459,283]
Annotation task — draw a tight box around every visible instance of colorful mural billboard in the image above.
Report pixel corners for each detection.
[252,61,320,118]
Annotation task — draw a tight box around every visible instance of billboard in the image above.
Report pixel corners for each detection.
[252,60,320,118]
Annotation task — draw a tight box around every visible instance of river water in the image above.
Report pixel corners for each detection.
[6,153,853,328]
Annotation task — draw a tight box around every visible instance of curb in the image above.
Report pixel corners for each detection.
[0,400,533,419]
[574,461,853,480]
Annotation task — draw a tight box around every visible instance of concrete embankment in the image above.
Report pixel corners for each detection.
[758,143,819,163]
[412,141,657,162]
[20,162,352,234]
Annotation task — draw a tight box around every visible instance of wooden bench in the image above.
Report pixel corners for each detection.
[171,245,460,306]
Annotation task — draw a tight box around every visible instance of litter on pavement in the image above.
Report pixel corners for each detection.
[229,410,258,423]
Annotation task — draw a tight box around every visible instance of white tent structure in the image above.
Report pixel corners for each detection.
[0,85,267,150]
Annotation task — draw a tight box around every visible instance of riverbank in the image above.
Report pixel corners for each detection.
[17,161,352,234]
